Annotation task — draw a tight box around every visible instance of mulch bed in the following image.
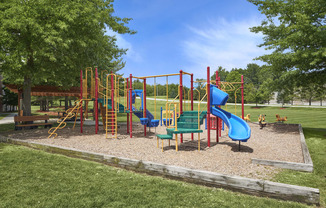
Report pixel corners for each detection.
[3,122,303,180]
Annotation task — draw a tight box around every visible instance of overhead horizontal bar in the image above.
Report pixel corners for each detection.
[133,72,192,79]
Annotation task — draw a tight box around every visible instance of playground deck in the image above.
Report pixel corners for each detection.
[4,122,303,180]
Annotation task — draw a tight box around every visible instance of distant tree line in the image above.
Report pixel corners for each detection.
[130,63,326,106]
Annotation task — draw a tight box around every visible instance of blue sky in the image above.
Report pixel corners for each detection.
[110,0,266,82]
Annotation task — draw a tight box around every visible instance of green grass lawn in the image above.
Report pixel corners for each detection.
[0,113,10,120]
[0,143,308,208]
[2,101,324,207]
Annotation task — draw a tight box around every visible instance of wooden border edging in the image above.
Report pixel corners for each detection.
[251,124,313,172]
[251,158,313,172]
[0,137,319,205]
[298,124,313,164]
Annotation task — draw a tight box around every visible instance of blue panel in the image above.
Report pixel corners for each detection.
[140,118,148,125]
[210,85,229,106]
[210,106,251,142]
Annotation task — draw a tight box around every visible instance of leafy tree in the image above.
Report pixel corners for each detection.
[245,83,262,106]
[194,78,206,101]
[248,0,326,79]
[0,0,135,115]
[2,87,18,111]
[296,71,326,105]
[314,76,326,106]
[226,70,242,83]
[225,70,242,103]
[276,71,297,107]
[245,63,261,85]
[211,66,229,82]
[259,78,275,104]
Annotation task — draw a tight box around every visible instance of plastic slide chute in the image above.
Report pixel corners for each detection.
[210,85,251,142]
[210,106,251,142]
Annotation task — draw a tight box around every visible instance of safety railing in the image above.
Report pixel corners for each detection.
[48,99,89,139]
[197,84,208,130]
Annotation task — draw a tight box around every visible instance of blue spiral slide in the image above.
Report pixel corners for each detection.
[210,85,251,142]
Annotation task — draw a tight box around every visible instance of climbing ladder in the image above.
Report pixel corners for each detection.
[48,99,86,139]
[99,102,118,139]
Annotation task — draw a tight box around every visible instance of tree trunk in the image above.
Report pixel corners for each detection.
[320,99,322,106]
[22,76,32,116]
[309,98,312,106]
[65,96,68,111]
[46,98,49,111]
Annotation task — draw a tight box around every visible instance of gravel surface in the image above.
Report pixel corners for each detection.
[4,122,303,180]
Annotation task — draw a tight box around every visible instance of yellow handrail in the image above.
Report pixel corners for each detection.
[198,93,207,130]
[48,99,90,139]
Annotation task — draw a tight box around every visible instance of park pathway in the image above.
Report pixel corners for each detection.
[0,113,16,124]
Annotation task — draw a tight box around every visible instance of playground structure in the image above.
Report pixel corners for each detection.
[48,66,251,152]
[258,114,267,129]
[276,114,287,122]
[48,68,192,139]
[157,67,251,151]
[244,114,251,122]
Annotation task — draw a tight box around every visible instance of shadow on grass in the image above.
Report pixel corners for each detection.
[0,123,16,133]
[302,127,326,140]
[249,106,268,109]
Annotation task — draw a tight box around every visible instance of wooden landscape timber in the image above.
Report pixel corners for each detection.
[251,124,313,172]
[0,136,319,205]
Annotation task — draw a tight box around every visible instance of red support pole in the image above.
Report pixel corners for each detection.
[241,75,244,119]
[126,78,129,134]
[218,76,222,137]
[111,72,114,135]
[179,70,183,143]
[144,78,147,136]
[80,70,83,133]
[129,74,133,138]
[95,68,99,134]
[191,73,194,141]
[215,70,219,143]
[207,67,211,147]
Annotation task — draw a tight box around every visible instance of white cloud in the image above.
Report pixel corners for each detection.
[182,17,266,78]
[106,30,142,63]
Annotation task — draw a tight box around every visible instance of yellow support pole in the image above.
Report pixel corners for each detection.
[174,103,178,131]
[175,134,178,151]
[154,77,156,119]
[166,76,168,103]
[105,74,109,139]
[198,133,200,151]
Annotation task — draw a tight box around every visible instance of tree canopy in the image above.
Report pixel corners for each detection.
[248,0,326,76]
[0,0,135,115]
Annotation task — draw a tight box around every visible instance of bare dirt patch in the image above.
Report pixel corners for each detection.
[3,122,303,180]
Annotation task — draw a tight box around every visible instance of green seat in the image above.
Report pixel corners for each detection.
[156,134,173,140]
[166,128,203,134]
